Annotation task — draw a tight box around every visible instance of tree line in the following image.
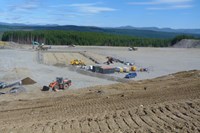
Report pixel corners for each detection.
[1,30,196,47]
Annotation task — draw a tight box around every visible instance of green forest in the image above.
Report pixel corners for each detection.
[2,30,172,47]
[2,30,199,47]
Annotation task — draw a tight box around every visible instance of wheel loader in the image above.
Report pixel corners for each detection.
[49,77,72,91]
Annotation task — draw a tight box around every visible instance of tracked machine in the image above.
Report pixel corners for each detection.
[32,41,50,51]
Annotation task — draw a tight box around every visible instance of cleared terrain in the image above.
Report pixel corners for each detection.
[0,70,200,132]
[0,43,200,132]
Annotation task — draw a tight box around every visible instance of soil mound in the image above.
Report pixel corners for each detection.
[21,77,36,85]
[173,39,200,48]
[0,70,200,132]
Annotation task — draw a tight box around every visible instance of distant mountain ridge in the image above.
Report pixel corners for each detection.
[0,22,200,39]
[117,26,200,35]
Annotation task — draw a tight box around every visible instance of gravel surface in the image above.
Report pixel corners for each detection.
[0,45,200,132]
[0,70,200,132]
[0,49,116,92]
[0,46,200,92]
[72,46,200,80]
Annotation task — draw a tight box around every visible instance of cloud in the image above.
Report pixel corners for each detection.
[156,0,192,4]
[129,0,193,5]
[8,0,39,12]
[79,6,116,14]
[6,16,22,21]
[129,0,193,10]
[49,4,68,8]
[50,12,87,18]
[69,3,116,14]
[147,4,193,10]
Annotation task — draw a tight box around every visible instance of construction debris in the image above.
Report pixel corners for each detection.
[0,81,22,89]
[0,82,7,89]
[9,86,26,94]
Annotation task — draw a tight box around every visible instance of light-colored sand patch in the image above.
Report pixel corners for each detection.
[43,52,96,65]
[43,53,58,65]
[2,67,30,81]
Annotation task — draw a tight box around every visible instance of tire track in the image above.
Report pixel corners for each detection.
[1,99,200,132]
[144,107,174,132]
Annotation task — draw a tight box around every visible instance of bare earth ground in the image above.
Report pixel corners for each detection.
[0,43,200,133]
[0,70,200,133]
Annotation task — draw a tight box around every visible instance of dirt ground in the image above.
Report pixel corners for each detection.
[43,52,98,65]
[0,43,200,132]
[0,70,200,133]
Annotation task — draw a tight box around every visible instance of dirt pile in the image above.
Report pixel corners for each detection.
[173,39,200,48]
[0,70,199,132]
[21,77,36,85]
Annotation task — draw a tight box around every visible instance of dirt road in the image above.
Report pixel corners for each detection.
[0,70,200,133]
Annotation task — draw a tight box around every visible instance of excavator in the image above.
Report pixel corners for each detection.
[70,59,85,66]
[32,41,49,51]
[49,77,72,91]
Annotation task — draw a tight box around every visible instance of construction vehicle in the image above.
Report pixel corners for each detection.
[49,77,72,91]
[105,57,114,65]
[70,59,85,66]
[128,47,138,51]
[36,44,49,51]
[32,41,50,51]
[124,72,137,79]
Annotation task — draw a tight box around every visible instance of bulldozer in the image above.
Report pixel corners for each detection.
[70,59,85,66]
[49,77,72,91]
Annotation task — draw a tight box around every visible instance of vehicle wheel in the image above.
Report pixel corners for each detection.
[64,84,69,90]
[53,85,59,91]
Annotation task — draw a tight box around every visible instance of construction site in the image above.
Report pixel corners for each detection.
[0,41,200,132]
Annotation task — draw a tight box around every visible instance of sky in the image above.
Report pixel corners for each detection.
[0,0,199,29]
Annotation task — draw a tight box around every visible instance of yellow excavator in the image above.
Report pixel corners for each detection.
[70,59,85,66]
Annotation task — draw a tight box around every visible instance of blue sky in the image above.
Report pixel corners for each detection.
[0,0,199,28]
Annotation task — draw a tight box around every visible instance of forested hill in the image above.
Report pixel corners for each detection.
[1,24,200,39]
[2,30,171,47]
